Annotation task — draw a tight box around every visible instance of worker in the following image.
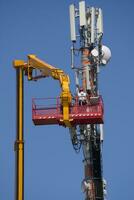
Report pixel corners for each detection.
[81,178,93,199]
[81,178,91,192]
[78,88,87,105]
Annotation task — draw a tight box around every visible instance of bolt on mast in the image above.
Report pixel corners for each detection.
[69,1,111,200]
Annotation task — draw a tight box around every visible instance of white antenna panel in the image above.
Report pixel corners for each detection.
[69,4,76,42]
[91,7,95,43]
[79,1,86,26]
[100,124,104,142]
[97,8,103,35]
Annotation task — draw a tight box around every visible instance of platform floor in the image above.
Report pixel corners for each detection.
[32,104,103,126]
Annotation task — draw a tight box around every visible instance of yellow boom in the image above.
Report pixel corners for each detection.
[13,54,72,128]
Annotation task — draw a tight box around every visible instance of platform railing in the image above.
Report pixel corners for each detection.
[32,96,103,117]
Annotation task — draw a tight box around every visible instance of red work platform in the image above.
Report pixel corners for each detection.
[32,97,104,126]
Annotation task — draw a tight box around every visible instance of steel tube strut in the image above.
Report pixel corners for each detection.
[14,68,24,200]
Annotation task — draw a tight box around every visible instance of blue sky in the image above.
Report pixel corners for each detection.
[0,0,134,200]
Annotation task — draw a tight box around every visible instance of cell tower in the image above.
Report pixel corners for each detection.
[69,1,111,200]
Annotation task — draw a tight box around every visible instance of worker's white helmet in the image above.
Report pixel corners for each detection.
[79,87,84,92]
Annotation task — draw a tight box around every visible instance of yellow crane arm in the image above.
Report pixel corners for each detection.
[13,54,72,128]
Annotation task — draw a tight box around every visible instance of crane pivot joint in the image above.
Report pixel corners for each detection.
[13,60,25,68]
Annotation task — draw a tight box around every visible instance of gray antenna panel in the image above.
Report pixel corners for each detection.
[97,8,103,36]
[79,1,86,26]
[91,7,95,43]
[69,4,76,42]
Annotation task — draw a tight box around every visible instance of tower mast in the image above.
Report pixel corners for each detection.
[69,1,111,199]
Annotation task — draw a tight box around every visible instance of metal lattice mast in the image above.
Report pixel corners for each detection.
[69,1,111,200]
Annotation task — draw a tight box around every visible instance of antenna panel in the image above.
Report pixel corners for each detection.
[79,1,86,26]
[97,8,103,35]
[69,4,76,42]
[91,7,95,43]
